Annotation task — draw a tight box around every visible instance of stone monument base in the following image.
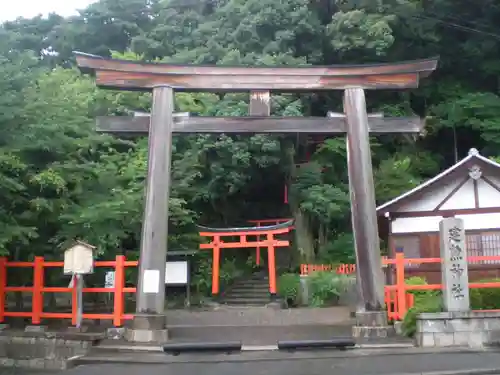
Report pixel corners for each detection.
[125,313,168,343]
[417,311,500,348]
[352,311,395,340]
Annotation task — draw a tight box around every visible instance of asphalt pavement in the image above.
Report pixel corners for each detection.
[19,350,500,375]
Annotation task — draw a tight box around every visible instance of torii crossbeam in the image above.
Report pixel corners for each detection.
[75,52,438,342]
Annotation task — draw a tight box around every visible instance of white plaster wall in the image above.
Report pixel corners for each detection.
[396,180,461,212]
[440,179,476,210]
[391,212,500,234]
[393,175,500,213]
[477,178,500,208]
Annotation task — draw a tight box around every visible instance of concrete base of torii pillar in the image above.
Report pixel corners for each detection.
[352,311,395,340]
[125,314,169,343]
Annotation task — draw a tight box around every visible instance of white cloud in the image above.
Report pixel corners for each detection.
[1,0,96,22]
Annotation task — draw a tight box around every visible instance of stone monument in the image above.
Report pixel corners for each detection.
[440,217,469,312]
[417,217,500,348]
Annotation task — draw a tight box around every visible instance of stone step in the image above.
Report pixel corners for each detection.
[230,280,270,287]
[165,324,354,345]
[222,298,270,303]
[221,298,269,303]
[222,299,271,305]
[229,285,270,291]
[224,286,270,290]
[224,288,269,295]
[164,307,352,327]
[222,303,270,307]
[223,289,270,297]
[226,290,268,296]
[225,289,270,296]
[234,274,268,280]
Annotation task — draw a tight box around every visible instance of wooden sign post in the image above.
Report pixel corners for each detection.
[63,240,95,330]
[75,52,438,342]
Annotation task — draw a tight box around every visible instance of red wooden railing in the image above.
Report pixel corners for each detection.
[300,263,358,276]
[302,253,500,321]
[3,253,500,327]
[384,253,500,320]
[0,256,137,327]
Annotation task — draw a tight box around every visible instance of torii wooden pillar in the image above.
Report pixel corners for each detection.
[75,52,438,342]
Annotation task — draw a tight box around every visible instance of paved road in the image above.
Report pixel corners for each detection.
[0,370,52,374]
[19,350,500,375]
[5,350,500,375]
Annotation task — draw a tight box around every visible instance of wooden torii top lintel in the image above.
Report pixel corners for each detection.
[197,219,295,235]
[73,51,439,92]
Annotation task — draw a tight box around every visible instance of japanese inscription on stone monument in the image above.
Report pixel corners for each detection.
[440,217,470,312]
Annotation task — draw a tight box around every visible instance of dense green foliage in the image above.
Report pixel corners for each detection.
[277,271,352,307]
[278,273,301,306]
[402,277,443,337]
[470,279,500,310]
[398,277,500,336]
[307,271,350,306]
[2,0,500,292]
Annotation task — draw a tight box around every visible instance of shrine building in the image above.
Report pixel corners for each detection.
[377,148,500,282]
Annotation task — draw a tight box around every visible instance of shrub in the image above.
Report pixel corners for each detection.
[470,278,500,310]
[278,273,301,306]
[402,295,442,337]
[401,276,443,337]
[308,271,350,307]
[406,276,441,302]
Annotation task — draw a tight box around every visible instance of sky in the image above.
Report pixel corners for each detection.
[1,0,96,22]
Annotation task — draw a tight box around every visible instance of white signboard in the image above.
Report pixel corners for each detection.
[105,271,115,288]
[165,261,188,285]
[63,243,94,275]
[142,269,160,293]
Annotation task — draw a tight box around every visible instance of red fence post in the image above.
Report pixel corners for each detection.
[113,255,125,327]
[0,258,6,323]
[32,256,44,324]
[395,252,406,320]
[406,292,415,309]
[212,236,220,295]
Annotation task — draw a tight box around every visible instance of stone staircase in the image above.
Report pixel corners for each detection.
[221,273,271,306]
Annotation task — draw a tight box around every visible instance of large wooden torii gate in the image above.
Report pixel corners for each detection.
[75,52,438,342]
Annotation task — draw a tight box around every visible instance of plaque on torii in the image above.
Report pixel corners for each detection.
[75,52,438,341]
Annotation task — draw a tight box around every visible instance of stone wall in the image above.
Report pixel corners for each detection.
[417,311,500,348]
[0,331,103,370]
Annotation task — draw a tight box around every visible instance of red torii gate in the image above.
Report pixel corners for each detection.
[198,220,294,297]
[75,51,438,341]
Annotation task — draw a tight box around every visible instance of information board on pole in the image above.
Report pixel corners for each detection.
[165,261,188,285]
